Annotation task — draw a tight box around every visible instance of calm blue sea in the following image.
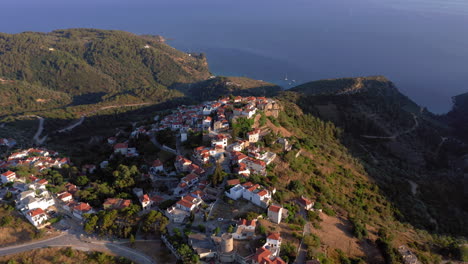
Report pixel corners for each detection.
[1,0,467,113]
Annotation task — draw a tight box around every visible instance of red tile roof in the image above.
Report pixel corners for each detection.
[58,192,72,200]
[184,173,198,182]
[177,199,194,209]
[267,233,281,241]
[74,202,92,212]
[114,143,128,150]
[298,196,313,206]
[37,179,48,185]
[227,179,240,186]
[269,205,282,213]
[253,247,272,264]
[140,194,150,203]
[28,208,45,217]
[257,189,268,197]
[238,218,256,227]
[182,195,197,203]
[2,170,15,177]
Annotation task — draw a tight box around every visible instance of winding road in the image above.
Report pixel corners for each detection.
[57,103,151,133]
[0,231,156,264]
[31,116,47,145]
[361,113,419,140]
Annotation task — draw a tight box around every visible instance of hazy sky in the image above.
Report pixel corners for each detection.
[1,0,467,113]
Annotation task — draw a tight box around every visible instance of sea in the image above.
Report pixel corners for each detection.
[1,0,467,113]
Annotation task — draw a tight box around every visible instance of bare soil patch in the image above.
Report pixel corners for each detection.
[123,241,176,264]
[313,213,383,263]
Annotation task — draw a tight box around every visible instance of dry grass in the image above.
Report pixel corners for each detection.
[123,241,176,264]
[313,213,383,263]
[258,219,301,248]
[0,247,125,264]
[0,207,37,247]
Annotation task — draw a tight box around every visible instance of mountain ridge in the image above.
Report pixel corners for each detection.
[0,28,280,117]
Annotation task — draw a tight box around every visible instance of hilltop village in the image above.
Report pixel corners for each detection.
[0,95,421,264]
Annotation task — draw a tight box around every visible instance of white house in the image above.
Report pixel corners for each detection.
[114,143,128,155]
[265,233,282,257]
[225,182,271,208]
[17,190,55,211]
[175,199,196,212]
[211,134,228,149]
[17,190,35,204]
[140,194,152,210]
[225,184,245,200]
[25,208,48,228]
[1,170,16,184]
[175,156,192,172]
[268,204,284,224]
[242,107,257,119]
[181,132,188,142]
[247,129,260,143]
[72,202,94,219]
[298,196,314,211]
[57,192,73,203]
[232,219,256,240]
[150,159,164,174]
[202,106,214,115]
[252,247,286,264]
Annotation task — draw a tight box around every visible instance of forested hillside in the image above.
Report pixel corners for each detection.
[283,77,468,238]
[0,29,279,118]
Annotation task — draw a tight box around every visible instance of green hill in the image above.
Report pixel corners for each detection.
[0,29,279,118]
[180,76,281,101]
[282,77,467,239]
[0,80,72,114]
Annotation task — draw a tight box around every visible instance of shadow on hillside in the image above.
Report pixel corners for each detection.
[70,92,107,106]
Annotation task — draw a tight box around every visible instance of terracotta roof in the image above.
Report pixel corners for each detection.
[257,189,268,197]
[74,202,92,212]
[58,192,72,200]
[253,247,272,264]
[114,143,128,149]
[2,170,15,177]
[227,179,240,186]
[140,194,150,203]
[267,233,282,241]
[177,199,194,209]
[238,218,256,227]
[299,196,313,206]
[37,179,48,185]
[269,205,282,213]
[182,195,197,203]
[28,208,45,217]
[184,173,198,182]
[242,182,254,188]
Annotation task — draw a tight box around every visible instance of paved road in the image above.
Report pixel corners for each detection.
[57,103,151,133]
[0,231,156,264]
[150,134,178,155]
[294,211,312,264]
[31,116,47,145]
